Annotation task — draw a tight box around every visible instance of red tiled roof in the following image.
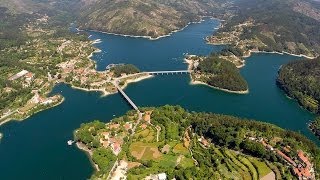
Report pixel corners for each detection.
[293,168,302,177]
[261,140,267,147]
[298,150,311,168]
[276,150,296,166]
[25,72,33,78]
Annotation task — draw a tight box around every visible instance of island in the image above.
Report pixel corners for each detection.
[186,54,248,94]
[75,105,319,179]
[309,117,320,139]
[276,57,320,114]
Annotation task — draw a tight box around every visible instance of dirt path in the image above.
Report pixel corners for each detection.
[260,171,276,180]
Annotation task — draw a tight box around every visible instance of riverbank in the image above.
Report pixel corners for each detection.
[244,50,316,59]
[190,80,249,94]
[82,17,213,41]
[70,85,114,97]
[119,74,154,90]
[76,142,100,171]
[0,96,65,126]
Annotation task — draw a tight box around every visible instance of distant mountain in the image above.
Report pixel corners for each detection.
[74,0,228,38]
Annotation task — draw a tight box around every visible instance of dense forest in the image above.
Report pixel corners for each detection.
[76,105,320,179]
[110,64,140,77]
[277,58,320,114]
[195,54,248,92]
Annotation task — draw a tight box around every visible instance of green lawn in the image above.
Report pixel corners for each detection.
[180,157,194,168]
[173,143,189,155]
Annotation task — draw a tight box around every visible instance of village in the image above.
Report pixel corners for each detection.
[0,14,151,124]
[248,137,315,179]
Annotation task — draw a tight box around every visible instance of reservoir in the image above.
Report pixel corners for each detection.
[0,18,318,179]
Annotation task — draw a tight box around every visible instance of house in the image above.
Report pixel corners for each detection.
[297,150,311,168]
[124,123,132,131]
[198,136,209,147]
[101,132,109,140]
[25,72,34,82]
[283,146,291,153]
[109,123,120,129]
[99,138,109,148]
[158,173,167,180]
[144,111,152,122]
[293,167,312,179]
[9,70,29,81]
[140,123,147,129]
[161,144,170,154]
[42,99,53,105]
[111,142,121,155]
[276,150,296,167]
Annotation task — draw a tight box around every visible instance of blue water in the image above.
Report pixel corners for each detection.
[0,18,318,180]
[89,19,224,71]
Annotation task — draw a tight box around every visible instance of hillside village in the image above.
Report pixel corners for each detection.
[0,14,151,124]
[75,106,318,180]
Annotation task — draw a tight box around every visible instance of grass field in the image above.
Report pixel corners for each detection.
[134,127,155,142]
[180,156,194,168]
[173,143,189,155]
[129,142,161,160]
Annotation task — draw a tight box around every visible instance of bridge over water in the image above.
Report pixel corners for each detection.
[113,82,139,112]
[145,70,192,75]
[114,70,192,111]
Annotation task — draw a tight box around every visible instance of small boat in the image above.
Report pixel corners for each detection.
[67,140,74,146]
[113,114,116,117]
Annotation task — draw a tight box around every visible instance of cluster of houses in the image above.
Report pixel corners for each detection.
[8,70,34,86]
[58,60,112,88]
[30,90,58,105]
[251,137,315,180]
[145,173,167,180]
[99,122,133,155]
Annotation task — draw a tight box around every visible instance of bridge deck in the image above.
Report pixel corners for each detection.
[146,70,192,74]
[113,69,192,111]
[114,83,139,111]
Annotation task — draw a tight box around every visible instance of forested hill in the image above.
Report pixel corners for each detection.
[277,58,320,114]
[209,0,320,58]
[74,0,228,38]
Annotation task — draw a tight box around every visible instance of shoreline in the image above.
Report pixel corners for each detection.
[190,80,249,94]
[79,16,215,41]
[244,50,316,59]
[69,84,114,97]
[0,97,65,126]
[184,57,249,94]
[76,142,100,171]
[119,74,154,90]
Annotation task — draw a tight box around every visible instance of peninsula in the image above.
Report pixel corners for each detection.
[75,105,319,179]
[186,54,248,94]
[276,57,320,114]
